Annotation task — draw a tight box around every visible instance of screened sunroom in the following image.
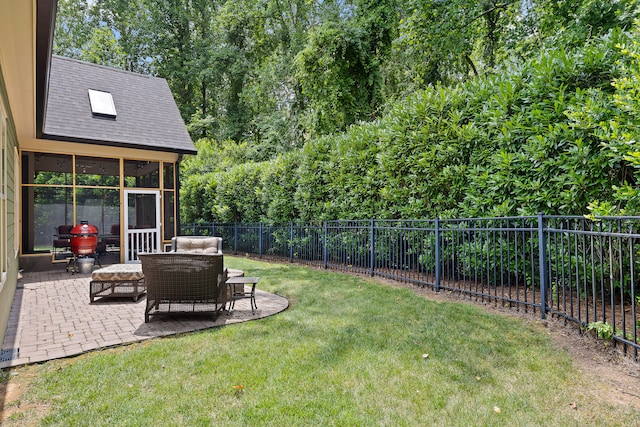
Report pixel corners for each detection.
[21,153,178,264]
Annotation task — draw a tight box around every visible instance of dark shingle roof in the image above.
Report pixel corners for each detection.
[43,56,196,154]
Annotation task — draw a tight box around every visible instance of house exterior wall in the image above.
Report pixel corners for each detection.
[0,62,21,345]
[0,0,36,146]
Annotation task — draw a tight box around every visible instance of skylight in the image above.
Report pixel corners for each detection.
[88,89,117,118]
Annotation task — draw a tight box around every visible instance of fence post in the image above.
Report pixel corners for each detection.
[259,222,264,258]
[234,223,238,255]
[538,213,548,319]
[370,219,375,276]
[289,221,294,262]
[211,223,215,237]
[435,218,441,293]
[323,221,328,269]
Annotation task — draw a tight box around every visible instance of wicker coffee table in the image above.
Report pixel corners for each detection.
[90,264,146,302]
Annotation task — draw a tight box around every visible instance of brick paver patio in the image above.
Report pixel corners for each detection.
[0,269,288,368]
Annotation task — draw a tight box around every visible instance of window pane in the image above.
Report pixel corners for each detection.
[75,156,119,186]
[164,191,175,240]
[22,152,72,185]
[76,188,121,235]
[163,163,174,189]
[124,160,159,188]
[22,186,73,253]
[127,193,157,228]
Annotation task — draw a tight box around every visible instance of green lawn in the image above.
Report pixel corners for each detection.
[2,257,638,426]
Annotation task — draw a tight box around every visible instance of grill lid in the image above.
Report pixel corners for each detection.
[70,221,99,255]
[71,220,98,236]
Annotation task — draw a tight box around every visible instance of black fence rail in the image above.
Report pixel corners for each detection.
[181,214,640,359]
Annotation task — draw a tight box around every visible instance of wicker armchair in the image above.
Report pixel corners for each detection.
[139,252,227,322]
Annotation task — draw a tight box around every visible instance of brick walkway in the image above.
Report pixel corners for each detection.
[0,270,288,368]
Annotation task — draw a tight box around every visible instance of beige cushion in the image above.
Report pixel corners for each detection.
[92,263,144,281]
[173,236,222,254]
[227,268,244,278]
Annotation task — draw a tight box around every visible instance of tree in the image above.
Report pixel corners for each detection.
[81,27,126,68]
[389,0,525,92]
[239,0,312,154]
[147,0,198,121]
[294,0,396,138]
[92,0,153,73]
[53,0,94,59]
[532,0,640,47]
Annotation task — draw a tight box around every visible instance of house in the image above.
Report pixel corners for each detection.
[0,0,197,343]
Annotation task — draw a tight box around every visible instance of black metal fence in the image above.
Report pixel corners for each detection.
[181,214,640,359]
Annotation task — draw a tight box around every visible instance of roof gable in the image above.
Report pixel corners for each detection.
[43,56,196,154]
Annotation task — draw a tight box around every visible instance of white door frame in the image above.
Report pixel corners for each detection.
[124,190,161,263]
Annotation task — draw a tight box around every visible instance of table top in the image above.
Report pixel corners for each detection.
[226,276,259,284]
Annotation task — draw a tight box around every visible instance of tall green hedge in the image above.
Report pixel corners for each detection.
[181,27,640,223]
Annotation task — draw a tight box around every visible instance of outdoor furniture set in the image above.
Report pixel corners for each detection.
[88,236,259,322]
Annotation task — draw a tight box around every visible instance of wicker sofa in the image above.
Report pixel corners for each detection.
[139,252,227,322]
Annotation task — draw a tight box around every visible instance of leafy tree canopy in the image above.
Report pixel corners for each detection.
[54,1,640,222]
